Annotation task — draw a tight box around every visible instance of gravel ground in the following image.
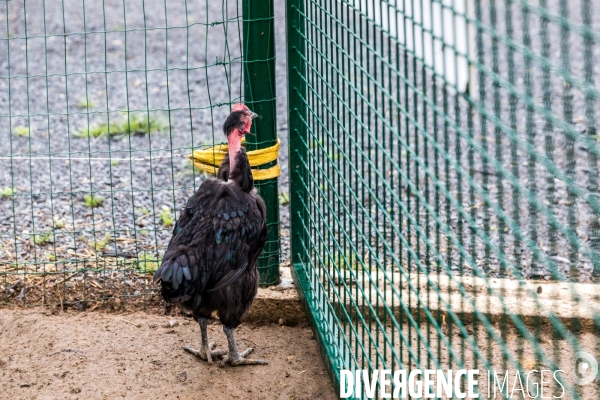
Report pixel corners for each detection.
[0,0,291,287]
[1,0,599,298]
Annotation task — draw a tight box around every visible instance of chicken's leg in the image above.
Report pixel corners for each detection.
[183,317,227,364]
[219,325,267,367]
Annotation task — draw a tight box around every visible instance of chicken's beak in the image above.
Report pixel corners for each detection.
[249,112,259,120]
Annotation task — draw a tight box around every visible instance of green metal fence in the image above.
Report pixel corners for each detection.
[0,0,280,309]
[287,0,600,398]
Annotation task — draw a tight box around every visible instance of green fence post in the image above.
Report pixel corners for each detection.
[286,0,308,269]
[286,0,344,398]
[242,0,280,286]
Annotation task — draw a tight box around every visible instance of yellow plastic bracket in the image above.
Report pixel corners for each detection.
[188,138,280,181]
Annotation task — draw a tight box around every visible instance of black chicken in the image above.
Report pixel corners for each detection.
[154,103,268,366]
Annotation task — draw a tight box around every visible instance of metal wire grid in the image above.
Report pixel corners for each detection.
[0,0,280,308]
[287,0,599,398]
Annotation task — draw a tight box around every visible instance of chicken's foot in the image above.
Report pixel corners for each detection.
[219,326,267,367]
[183,317,227,364]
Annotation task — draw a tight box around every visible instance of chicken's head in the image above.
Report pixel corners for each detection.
[223,103,258,138]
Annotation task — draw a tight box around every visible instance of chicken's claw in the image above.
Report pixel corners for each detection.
[183,342,227,365]
[219,348,268,367]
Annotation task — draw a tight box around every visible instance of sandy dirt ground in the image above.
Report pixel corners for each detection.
[0,309,337,400]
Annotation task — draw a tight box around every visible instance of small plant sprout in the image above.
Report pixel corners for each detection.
[278,191,290,205]
[83,194,105,208]
[120,112,169,135]
[46,253,56,262]
[138,252,159,275]
[137,207,150,216]
[53,216,67,229]
[75,112,168,138]
[14,126,33,137]
[89,233,111,252]
[0,187,16,198]
[111,160,120,166]
[160,206,174,228]
[77,98,95,109]
[74,122,111,138]
[81,233,110,252]
[31,231,52,246]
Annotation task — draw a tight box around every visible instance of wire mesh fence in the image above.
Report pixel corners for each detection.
[0,0,280,309]
[287,0,600,398]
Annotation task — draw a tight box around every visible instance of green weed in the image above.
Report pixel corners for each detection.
[53,217,66,229]
[75,112,168,138]
[75,122,110,138]
[0,187,15,198]
[77,98,95,109]
[83,194,105,208]
[14,126,32,137]
[82,233,111,252]
[121,112,168,135]
[138,252,159,275]
[278,191,290,205]
[94,233,111,251]
[31,231,52,246]
[160,206,174,228]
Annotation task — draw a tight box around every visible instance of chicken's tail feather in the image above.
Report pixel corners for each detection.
[154,258,197,304]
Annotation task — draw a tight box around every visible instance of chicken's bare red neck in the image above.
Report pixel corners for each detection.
[227,130,244,174]
[224,103,255,175]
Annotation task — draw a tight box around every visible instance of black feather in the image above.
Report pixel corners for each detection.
[175,266,183,286]
[161,262,173,281]
[222,111,246,136]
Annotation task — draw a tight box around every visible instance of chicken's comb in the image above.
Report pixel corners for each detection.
[232,103,247,112]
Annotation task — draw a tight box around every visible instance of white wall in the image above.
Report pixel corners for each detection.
[350,0,471,93]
